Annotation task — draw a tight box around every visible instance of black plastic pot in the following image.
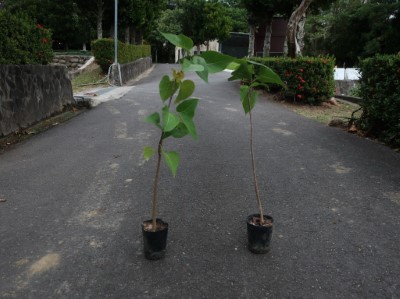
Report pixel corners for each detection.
[142,218,168,260]
[246,214,273,254]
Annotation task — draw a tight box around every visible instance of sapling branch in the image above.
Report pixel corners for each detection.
[151,79,177,232]
[247,86,265,225]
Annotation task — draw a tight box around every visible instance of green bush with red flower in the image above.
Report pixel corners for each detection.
[91,38,151,73]
[251,56,335,105]
[0,11,53,65]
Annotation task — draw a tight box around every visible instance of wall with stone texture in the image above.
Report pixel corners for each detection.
[0,65,74,136]
[115,57,152,85]
[52,55,92,71]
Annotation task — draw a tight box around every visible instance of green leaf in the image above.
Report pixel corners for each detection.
[159,75,175,102]
[229,60,253,82]
[177,99,199,139]
[256,65,285,86]
[145,112,161,128]
[162,106,180,132]
[175,80,195,103]
[200,51,235,73]
[162,150,180,177]
[182,59,204,72]
[177,98,199,117]
[180,113,197,140]
[192,56,209,83]
[170,122,189,138]
[240,87,258,114]
[143,146,155,161]
[240,85,250,103]
[161,32,193,52]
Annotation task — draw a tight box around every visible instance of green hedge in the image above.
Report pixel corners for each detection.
[357,54,400,148]
[91,39,151,72]
[251,56,335,105]
[0,11,54,64]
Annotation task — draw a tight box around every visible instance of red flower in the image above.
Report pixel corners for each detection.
[36,24,43,29]
[296,94,302,99]
[41,38,48,43]
[299,68,303,72]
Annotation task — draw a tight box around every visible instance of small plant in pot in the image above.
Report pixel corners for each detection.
[228,60,285,253]
[142,33,234,260]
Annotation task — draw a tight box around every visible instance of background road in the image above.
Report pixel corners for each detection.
[1,64,399,298]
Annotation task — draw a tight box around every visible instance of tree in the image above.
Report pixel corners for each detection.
[202,1,233,50]
[178,0,232,53]
[303,0,400,65]
[286,0,313,58]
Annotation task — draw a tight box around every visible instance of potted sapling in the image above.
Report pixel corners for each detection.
[142,33,234,260]
[228,60,285,253]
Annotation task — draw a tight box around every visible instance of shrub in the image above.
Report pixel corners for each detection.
[357,54,400,147]
[91,39,151,72]
[0,11,53,65]
[250,56,335,105]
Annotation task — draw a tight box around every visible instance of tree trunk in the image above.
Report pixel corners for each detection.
[286,0,313,58]
[124,26,130,44]
[110,23,114,38]
[196,45,201,55]
[248,24,255,57]
[296,13,306,56]
[262,14,274,57]
[96,0,103,39]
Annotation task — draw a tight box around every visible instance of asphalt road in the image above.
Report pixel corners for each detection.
[1,64,399,298]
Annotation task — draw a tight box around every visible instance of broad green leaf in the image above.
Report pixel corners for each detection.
[192,56,209,83]
[162,106,180,132]
[182,59,204,72]
[177,98,199,117]
[257,65,285,86]
[200,51,235,73]
[175,80,195,103]
[161,32,193,52]
[177,99,199,139]
[162,123,189,139]
[241,89,258,114]
[229,60,253,82]
[180,113,197,139]
[170,122,189,138]
[239,85,250,103]
[159,75,175,102]
[145,112,161,128]
[143,146,155,161]
[162,150,180,177]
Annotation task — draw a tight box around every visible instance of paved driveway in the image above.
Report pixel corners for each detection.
[1,64,399,298]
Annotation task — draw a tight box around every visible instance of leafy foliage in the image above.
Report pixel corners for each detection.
[250,56,335,105]
[91,39,151,72]
[0,10,53,64]
[305,1,400,66]
[357,54,400,148]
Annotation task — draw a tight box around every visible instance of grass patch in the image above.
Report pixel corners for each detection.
[71,65,108,93]
[281,99,362,126]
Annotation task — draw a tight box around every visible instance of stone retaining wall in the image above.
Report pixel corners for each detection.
[112,57,152,85]
[0,65,74,137]
[52,55,92,71]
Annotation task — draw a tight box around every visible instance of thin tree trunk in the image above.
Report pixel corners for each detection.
[262,15,273,57]
[124,26,130,44]
[248,24,255,57]
[196,45,201,55]
[96,0,103,39]
[286,0,313,58]
[296,13,306,55]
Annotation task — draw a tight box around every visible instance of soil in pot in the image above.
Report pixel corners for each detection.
[246,214,273,254]
[142,219,168,260]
